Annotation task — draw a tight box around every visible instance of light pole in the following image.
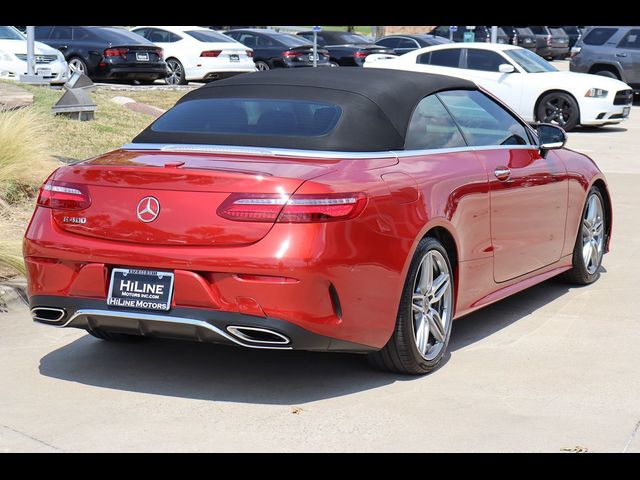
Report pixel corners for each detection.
[491,25,498,43]
[20,26,48,84]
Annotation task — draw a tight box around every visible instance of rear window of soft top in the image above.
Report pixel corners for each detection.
[150,98,342,137]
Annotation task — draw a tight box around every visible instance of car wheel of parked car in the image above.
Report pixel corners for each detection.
[87,328,147,342]
[536,91,580,131]
[329,60,340,67]
[368,236,454,375]
[68,57,87,76]
[165,58,187,85]
[559,187,606,285]
[594,70,619,80]
[255,60,270,71]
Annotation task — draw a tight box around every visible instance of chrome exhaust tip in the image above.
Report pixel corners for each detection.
[31,307,66,323]
[226,326,291,346]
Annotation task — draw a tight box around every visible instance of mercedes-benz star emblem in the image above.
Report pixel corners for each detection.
[136,197,160,223]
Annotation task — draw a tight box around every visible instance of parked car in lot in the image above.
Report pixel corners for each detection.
[25,67,611,375]
[131,26,255,85]
[528,26,570,59]
[499,26,537,51]
[366,43,633,131]
[558,25,582,49]
[0,25,68,84]
[375,34,452,55]
[34,26,166,83]
[431,26,487,42]
[570,26,640,93]
[295,30,394,66]
[222,28,331,70]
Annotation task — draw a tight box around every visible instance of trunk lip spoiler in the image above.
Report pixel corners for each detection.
[121,143,399,160]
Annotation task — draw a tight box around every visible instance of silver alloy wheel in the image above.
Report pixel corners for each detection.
[411,250,452,361]
[255,61,270,71]
[582,193,605,274]
[165,59,183,85]
[68,58,86,75]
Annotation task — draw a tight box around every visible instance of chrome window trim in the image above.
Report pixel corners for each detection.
[58,309,293,350]
[123,143,539,159]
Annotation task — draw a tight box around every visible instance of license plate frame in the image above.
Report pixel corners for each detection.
[37,67,52,77]
[107,268,174,312]
[229,54,240,62]
[136,52,150,62]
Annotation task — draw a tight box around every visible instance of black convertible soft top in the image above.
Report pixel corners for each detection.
[133,68,477,152]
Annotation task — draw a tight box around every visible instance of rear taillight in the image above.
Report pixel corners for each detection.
[156,48,164,59]
[217,193,367,223]
[201,50,222,57]
[246,50,253,57]
[354,51,368,59]
[282,50,303,58]
[37,180,91,211]
[104,48,129,58]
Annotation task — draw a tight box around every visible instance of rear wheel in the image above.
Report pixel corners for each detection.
[368,237,454,375]
[165,58,187,85]
[68,57,87,76]
[536,91,580,131]
[255,60,270,71]
[559,187,606,285]
[594,70,619,80]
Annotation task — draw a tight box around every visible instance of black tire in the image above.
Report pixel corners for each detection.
[87,328,146,342]
[165,58,187,85]
[368,237,454,375]
[255,60,270,71]
[135,79,157,85]
[558,186,606,285]
[329,60,340,67]
[594,70,619,80]
[536,91,580,131]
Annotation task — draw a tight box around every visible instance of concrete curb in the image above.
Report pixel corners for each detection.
[0,277,27,313]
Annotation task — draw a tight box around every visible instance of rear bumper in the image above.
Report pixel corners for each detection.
[537,46,568,57]
[96,64,167,80]
[24,206,407,349]
[29,295,375,352]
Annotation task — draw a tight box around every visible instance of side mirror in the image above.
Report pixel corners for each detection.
[498,63,515,73]
[537,123,567,151]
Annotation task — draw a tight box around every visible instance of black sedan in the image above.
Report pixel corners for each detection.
[296,30,394,66]
[375,34,452,55]
[223,29,331,70]
[34,26,166,83]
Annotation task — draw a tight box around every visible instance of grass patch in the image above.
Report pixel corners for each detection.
[0,82,190,279]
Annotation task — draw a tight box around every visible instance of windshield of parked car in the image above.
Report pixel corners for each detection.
[504,48,558,73]
[185,30,234,43]
[95,27,153,44]
[0,26,25,40]
[324,32,370,45]
[279,34,313,47]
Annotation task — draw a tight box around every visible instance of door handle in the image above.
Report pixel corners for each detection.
[494,167,511,181]
[616,52,627,57]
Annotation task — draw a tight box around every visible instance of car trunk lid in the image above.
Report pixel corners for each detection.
[48,149,340,246]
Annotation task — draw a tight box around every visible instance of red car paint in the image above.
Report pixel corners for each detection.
[23,143,610,349]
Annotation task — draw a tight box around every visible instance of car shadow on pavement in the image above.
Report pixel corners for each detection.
[38,276,587,405]
[448,279,574,352]
[38,333,408,405]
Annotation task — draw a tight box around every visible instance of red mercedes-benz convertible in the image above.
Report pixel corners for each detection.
[24,68,611,374]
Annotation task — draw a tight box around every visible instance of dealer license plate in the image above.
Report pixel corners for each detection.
[107,268,174,311]
[136,52,149,61]
[229,54,239,62]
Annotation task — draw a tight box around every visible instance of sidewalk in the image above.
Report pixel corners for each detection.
[0,82,34,110]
